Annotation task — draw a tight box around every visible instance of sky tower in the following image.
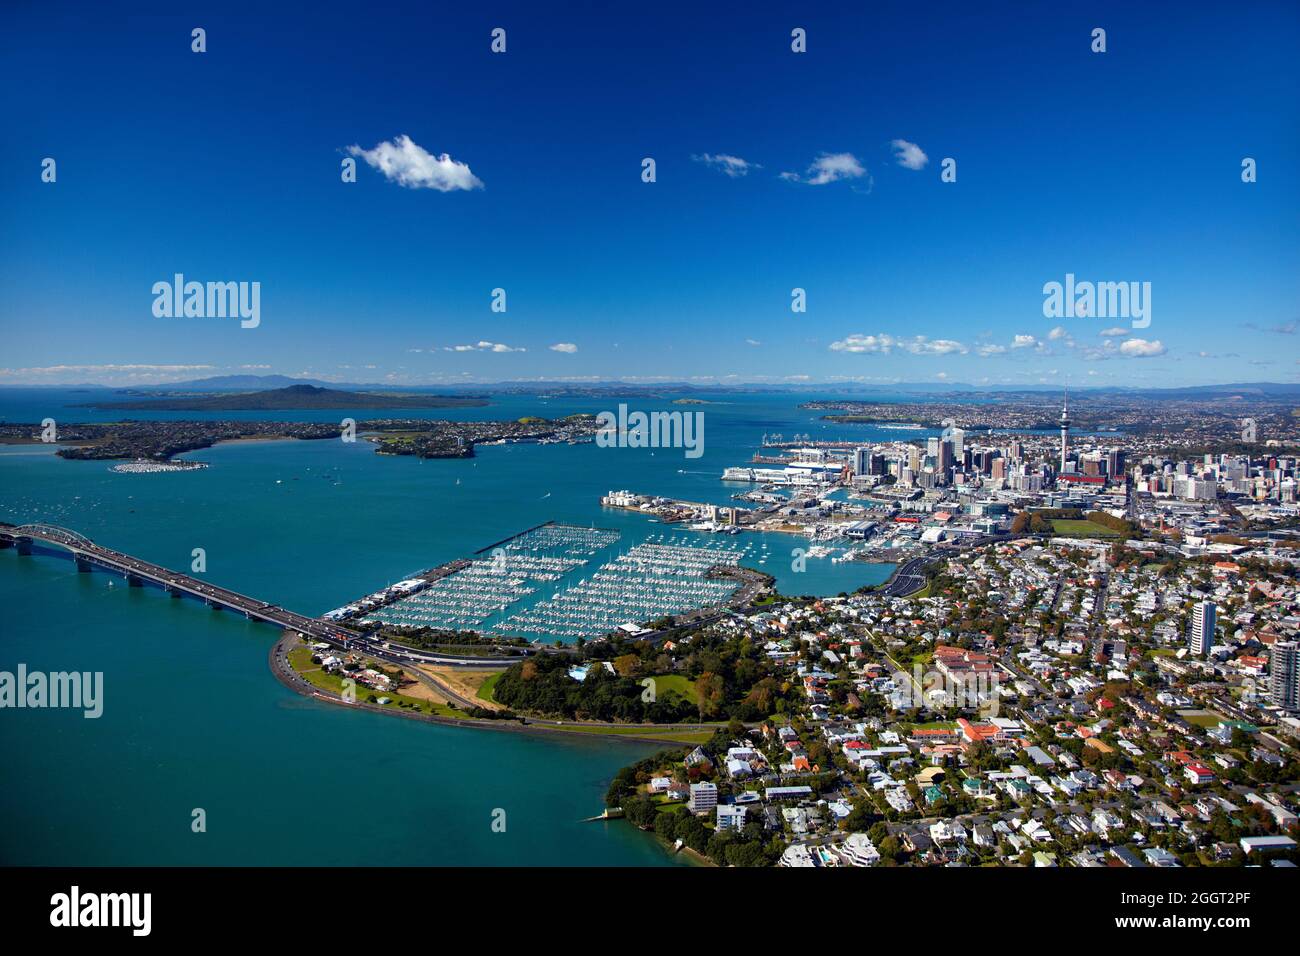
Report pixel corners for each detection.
[1059,389,1071,474]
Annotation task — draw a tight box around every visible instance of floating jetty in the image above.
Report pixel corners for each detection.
[351,523,755,643]
[362,524,621,635]
[498,540,743,641]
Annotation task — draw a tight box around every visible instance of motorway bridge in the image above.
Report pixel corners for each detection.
[0,522,527,674]
[0,521,362,646]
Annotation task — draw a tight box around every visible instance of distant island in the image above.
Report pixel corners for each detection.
[77,384,490,411]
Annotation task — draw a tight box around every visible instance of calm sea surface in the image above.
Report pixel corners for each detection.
[0,389,899,864]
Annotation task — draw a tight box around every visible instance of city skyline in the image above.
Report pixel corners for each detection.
[2,1,1297,389]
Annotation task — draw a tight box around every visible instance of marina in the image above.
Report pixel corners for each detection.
[109,458,208,474]
[358,523,621,635]
[497,539,745,641]
[352,521,760,643]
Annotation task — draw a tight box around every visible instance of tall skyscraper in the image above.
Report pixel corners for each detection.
[1189,601,1216,656]
[853,446,869,475]
[937,439,954,479]
[1107,448,1126,479]
[1059,389,1070,474]
[1270,641,1300,712]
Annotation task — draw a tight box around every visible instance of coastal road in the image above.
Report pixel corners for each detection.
[272,633,733,742]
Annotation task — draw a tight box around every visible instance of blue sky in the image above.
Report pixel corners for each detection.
[2,1,1297,388]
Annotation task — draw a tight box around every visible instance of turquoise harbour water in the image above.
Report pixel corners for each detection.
[0,390,897,865]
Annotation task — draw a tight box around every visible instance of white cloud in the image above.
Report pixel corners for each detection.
[829,333,967,355]
[443,341,525,353]
[784,152,867,185]
[548,342,577,353]
[347,135,483,192]
[1011,334,1038,349]
[745,338,762,346]
[914,338,967,355]
[692,153,760,177]
[976,344,1007,357]
[1098,326,1130,336]
[1047,326,1068,341]
[1118,337,1165,357]
[890,139,928,170]
[830,333,894,353]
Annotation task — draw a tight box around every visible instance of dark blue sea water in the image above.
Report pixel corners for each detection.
[0,389,899,864]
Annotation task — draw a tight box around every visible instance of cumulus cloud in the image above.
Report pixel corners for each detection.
[1098,326,1130,337]
[1118,337,1165,357]
[548,342,577,353]
[829,333,967,355]
[976,344,1007,357]
[1011,334,1038,350]
[1077,337,1166,360]
[890,139,928,170]
[1047,326,1069,341]
[346,135,483,192]
[691,153,760,177]
[783,152,867,185]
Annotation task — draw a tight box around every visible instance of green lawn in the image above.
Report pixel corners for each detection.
[901,720,957,732]
[287,646,464,719]
[477,671,502,703]
[648,673,696,699]
[1178,710,1225,728]
[1051,519,1122,539]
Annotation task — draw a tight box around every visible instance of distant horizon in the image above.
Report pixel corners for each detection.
[4,371,1300,395]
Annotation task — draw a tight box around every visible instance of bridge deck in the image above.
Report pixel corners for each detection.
[1,523,355,646]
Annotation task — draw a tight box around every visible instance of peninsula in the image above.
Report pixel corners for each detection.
[77,384,489,411]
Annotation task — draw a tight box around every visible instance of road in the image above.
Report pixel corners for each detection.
[881,556,930,596]
[0,523,736,742]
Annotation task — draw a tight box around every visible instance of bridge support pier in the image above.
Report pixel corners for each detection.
[167,586,182,599]
[0,537,12,550]
[75,556,93,573]
[126,574,144,587]
[16,537,32,556]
